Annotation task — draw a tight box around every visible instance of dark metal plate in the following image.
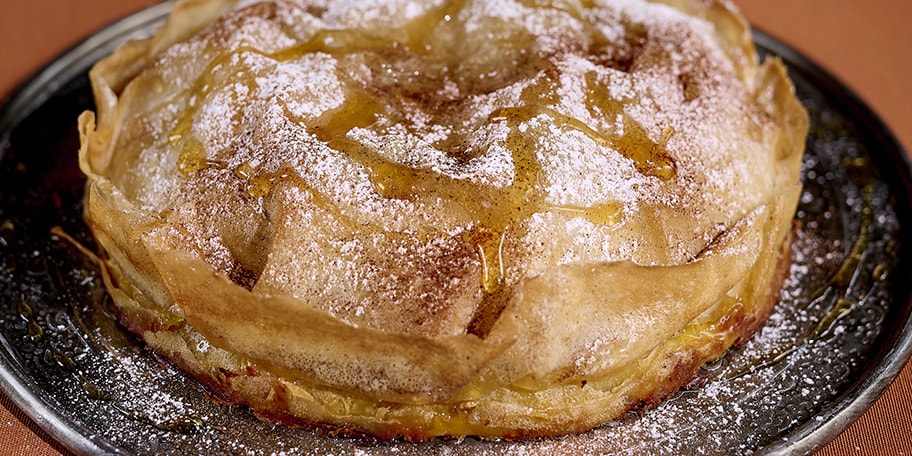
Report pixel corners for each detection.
[1,4,910,455]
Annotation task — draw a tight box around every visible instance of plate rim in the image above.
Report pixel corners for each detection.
[751,29,912,456]
[0,5,910,456]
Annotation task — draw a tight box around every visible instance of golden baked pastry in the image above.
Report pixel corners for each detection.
[77,0,808,441]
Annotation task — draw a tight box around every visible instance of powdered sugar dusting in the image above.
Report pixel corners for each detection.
[109,0,798,332]
[86,0,813,447]
[74,0,816,437]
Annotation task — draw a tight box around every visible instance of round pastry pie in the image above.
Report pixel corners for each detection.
[78,0,808,441]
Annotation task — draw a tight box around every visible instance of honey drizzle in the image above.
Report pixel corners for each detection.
[165,0,676,337]
[584,71,677,179]
[805,186,875,340]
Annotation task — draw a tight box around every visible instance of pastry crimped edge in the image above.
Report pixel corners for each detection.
[77,0,809,441]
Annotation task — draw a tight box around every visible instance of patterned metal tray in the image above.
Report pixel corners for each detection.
[1,4,910,455]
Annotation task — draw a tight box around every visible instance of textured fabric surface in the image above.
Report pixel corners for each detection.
[817,363,912,455]
[0,0,910,455]
[1,394,71,455]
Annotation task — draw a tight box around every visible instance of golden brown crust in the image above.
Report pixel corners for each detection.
[78,0,808,441]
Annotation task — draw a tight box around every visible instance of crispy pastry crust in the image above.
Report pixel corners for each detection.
[78,0,808,441]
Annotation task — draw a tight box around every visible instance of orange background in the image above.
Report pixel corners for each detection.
[1,0,910,454]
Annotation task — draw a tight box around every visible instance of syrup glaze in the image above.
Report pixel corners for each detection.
[161,0,685,335]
